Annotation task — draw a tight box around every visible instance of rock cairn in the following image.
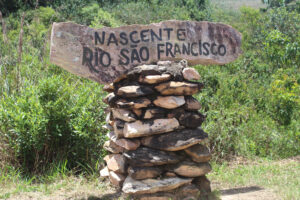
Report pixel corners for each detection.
[101,60,212,200]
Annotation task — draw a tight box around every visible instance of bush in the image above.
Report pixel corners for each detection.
[0,75,107,173]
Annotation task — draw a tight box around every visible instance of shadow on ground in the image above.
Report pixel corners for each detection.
[86,191,122,200]
[220,186,263,196]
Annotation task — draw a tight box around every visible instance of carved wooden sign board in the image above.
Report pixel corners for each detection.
[50,20,242,84]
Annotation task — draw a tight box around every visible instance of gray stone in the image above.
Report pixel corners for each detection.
[109,171,126,187]
[184,144,212,163]
[100,166,109,177]
[153,96,185,109]
[128,166,162,180]
[114,138,140,151]
[139,74,171,84]
[122,176,192,194]
[173,161,211,177]
[182,67,200,81]
[155,81,203,96]
[117,85,154,97]
[184,96,201,110]
[123,118,179,138]
[113,120,124,138]
[104,140,124,153]
[104,154,126,173]
[112,108,137,122]
[108,131,140,150]
[143,108,165,119]
[123,147,181,167]
[141,127,208,151]
[116,97,151,109]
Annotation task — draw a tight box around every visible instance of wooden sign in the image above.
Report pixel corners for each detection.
[50,20,242,84]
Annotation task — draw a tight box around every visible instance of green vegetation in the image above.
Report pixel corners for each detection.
[209,157,300,200]
[0,1,299,198]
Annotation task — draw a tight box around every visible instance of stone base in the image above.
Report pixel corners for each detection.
[101,60,213,199]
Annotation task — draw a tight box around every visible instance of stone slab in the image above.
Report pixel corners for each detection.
[104,154,126,173]
[112,108,137,122]
[141,127,208,151]
[123,147,181,167]
[109,171,126,187]
[50,20,242,84]
[153,96,185,109]
[173,161,212,177]
[155,81,203,95]
[117,85,154,97]
[116,97,151,109]
[128,166,162,180]
[122,176,192,194]
[184,144,212,163]
[139,74,171,84]
[123,118,179,138]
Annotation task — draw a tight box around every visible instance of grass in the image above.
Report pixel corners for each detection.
[1,157,299,200]
[208,157,300,200]
[211,0,266,10]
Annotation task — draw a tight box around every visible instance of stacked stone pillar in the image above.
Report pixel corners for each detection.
[101,60,212,200]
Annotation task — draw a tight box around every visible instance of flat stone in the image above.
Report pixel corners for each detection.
[127,63,183,81]
[141,127,208,151]
[184,144,212,163]
[108,131,140,150]
[167,109,205,128]
[155,81,203,95]
[113,120,124,138]
[115,138,140,151]
[112,108,137,122]
[123,118,179,138]
[100,166,109,177]
[139,74,171,84]
[128,166,162,180]
[123,147,181,167]
[182,67,200,81]
[116,97,151,109]
[104,154,126,173]
[104,140,124,153]
[117,85,154,98]
[178,112,205,128]
[51,21,242,84]
[103,83,114,92]
[184,96,201,110]
[122,176,192,194]
[153,96,185,109]
[173,161,211,177]
[109,171,126,187]
[143,108,165,119]
[193,176,211,194]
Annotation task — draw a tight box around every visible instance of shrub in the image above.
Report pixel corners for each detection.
[0,75,107,173]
